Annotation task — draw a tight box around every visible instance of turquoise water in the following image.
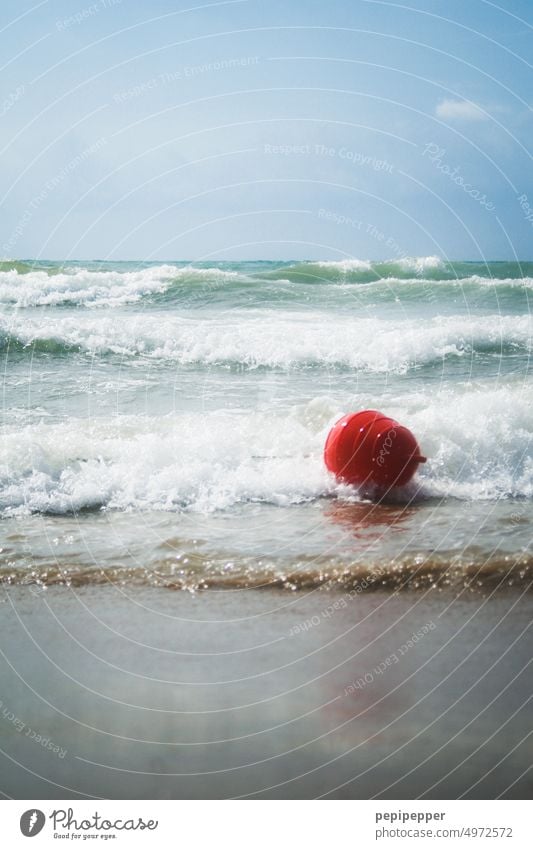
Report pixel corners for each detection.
[0,257,532,589]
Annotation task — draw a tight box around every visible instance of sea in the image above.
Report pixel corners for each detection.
[1,256,532,593]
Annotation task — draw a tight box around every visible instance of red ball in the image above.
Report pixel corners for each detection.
[324,410,426,490]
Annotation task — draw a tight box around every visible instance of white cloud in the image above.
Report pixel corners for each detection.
[435,99,488,121]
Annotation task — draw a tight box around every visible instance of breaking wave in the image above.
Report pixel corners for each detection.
[0,386,532,518]
[1,312,531,371]
[1,258,533,309]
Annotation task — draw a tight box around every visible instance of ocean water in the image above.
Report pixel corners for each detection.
[0,256,532,591]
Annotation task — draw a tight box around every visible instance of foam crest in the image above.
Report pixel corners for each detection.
[0,409,329,516]
[404,385,533,500]
[314,255,444,275]
[0,264,243,308]
[314,259,374,272]
[3,261,533,312]
[395,255,445,274]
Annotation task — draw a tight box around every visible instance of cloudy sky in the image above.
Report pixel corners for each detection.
[2,0,533,260]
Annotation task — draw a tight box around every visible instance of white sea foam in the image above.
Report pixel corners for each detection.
[0,386,531,516]
[0,409,329,516]
[0,264,242,308]
[2,262,531,313]
[314,259,374,272]
[395,255,445,274]
[459,274,533,289]
[388,384,533,501]
[312,256,444,275]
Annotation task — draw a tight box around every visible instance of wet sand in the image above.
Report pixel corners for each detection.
[0,583,532,799]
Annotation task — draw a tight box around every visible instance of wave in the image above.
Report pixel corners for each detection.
[256,257,533,284]
[0,407,328,516]
[2,259,533,309]
[0,386,531,518]
[1,551,532,592]
[310,255,445,277]
[0,264,247,309]
[1,311,531,370]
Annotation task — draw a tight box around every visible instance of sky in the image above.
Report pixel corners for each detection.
[1,0,533,261]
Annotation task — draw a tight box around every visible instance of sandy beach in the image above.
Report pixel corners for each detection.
[1,581,532,800]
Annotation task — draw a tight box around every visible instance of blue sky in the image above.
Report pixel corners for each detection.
[1,0,533,260]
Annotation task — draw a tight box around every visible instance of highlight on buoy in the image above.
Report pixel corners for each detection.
[324,409,426,491]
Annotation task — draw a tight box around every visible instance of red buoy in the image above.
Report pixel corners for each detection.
[324,409,426,490]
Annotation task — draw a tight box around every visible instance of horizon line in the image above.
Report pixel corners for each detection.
[5,257,533,264]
